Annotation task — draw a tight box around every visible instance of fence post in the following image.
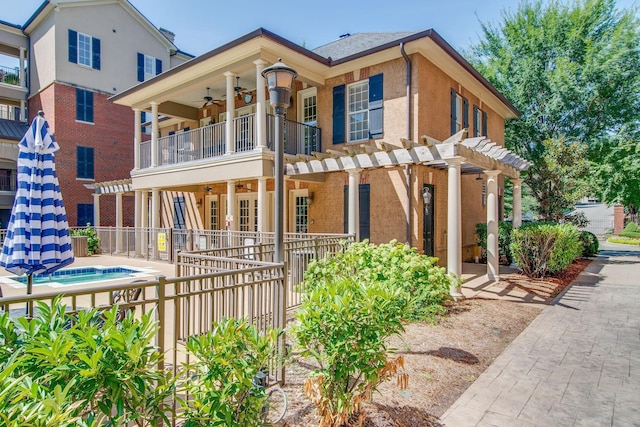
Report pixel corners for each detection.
[156,275,166,372]
[279,262,287,384]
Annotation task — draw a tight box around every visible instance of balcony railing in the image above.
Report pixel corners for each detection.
[0,172,17,191]
[138,113,321,170]
[0,65,20,86]
[0,104,20,121]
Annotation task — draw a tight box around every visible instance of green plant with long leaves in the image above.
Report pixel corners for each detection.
[292,277,409,427]
[0,298,174,426]
[71,224,101,254]
[179,317,282,427]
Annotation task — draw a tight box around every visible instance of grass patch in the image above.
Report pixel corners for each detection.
[607,236,640,246]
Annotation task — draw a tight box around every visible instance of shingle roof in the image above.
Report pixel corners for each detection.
[0,119,29,141]
[312,31,423,61]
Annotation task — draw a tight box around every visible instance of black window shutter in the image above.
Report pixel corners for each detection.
[473,105,479,137]
[76,146,83,176]
[332,85,345,144]
[343,186,348,233]
[86,90,94,123]
[450,88,457,135]
[87,147,94,179]
[482,111,488,136]
[463,97,469,130]
[156,58,162,75]
[359,184,370,240]
[137,53,144,82]
[68,29,78,63]
[92,37,100,70]
[368,74,383,138]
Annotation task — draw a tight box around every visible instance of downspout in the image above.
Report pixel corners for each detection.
[26,34,31,121]
[401,43,412,245]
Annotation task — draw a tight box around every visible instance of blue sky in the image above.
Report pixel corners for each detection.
[2,0,638,59]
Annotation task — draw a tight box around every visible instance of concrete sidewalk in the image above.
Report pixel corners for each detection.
[440,246,640,426]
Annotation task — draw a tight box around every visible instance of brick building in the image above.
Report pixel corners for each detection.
[0,0,191,226]
[111,29,530,286]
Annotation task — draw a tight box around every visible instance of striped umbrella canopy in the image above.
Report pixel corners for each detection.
[0,112,74,296]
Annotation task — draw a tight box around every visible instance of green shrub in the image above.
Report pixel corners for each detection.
[0,298,173,426]
[607,236,640,245]
[71,224,101,255]
[474,222,514,264]
[292,277,409,427]
[302,240,452,321]
[180,318,281,427]
[510,223,582,278]
[619,223,640,239]
[578,231,599,257]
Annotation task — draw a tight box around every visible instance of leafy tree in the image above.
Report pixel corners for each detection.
[469,0,640,218]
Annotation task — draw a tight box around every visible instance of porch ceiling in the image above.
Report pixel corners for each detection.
[283,129,532,179]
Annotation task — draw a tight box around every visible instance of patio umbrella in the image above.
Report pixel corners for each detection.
[0,111,74,307]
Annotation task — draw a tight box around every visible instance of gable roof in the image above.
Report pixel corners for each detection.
[313,31,422,61]
[0,119,29,141]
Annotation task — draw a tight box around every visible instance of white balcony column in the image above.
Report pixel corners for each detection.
[254,59,268,150]
[151,188,160,228]
[512,177,523,228]
[485,170,502,282]
[226,180,237,231]
[134,190,142,256]
[92,193,101,227]
[141,190,149,257]
[446,157,464,298]
[133,108,141,170]
[20,100,26,122]
[115,192,124,253]
[19,48,26,87]
[257,177,268,233]
[224,72,236,154]
[348,169,361,240]
[150,102,159,167]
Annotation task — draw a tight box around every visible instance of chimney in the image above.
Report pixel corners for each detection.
[159,27,175,43]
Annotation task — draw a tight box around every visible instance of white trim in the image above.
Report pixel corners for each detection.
[347,80,369,142]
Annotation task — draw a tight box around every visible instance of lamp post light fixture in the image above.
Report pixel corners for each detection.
[262,58,297,263]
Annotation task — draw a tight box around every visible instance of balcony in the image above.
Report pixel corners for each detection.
[139,113,321,169]
[0,65,20,86]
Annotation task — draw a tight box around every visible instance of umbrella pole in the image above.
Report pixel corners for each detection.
[27,273,33,317]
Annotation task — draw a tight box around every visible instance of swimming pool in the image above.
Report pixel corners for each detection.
[2,266,154,288]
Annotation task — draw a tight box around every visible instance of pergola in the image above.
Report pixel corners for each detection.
[284,129,531,297]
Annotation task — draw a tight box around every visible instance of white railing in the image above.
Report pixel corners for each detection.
[137,114,321,169]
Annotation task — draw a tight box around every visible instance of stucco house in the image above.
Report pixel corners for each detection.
[0,0,192,227]
[110,28,529,284]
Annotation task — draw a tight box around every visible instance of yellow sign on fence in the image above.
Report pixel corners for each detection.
[157,232,166,251]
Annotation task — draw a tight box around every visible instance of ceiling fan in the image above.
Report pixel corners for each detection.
[234,76,253,103]
[199,87,225,108]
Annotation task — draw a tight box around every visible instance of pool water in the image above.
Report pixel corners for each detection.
[12,267,142,286]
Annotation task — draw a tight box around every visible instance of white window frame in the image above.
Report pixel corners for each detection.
[475,107,483,137]
[206,195,218,230]
[455,93,463,132]
[347,80,369,142]
[77,32,93,67]
[237,193,258,232]
[298,87,317,126]
[143,54,156,81]
[289,189,309,233]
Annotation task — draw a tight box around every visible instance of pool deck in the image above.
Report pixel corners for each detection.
[0,254,176,298]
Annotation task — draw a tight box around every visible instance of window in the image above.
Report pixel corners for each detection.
[76,88,94,123]
[68,29,100,70]
[473,105,488,137]
[76,146,94,179]
[332,74,383,144]
[137,53,162,82]
[294,195,309,233]
[77,203,94,227]
[450,89,468,135]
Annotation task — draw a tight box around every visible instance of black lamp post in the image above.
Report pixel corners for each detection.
[261,58,297,263]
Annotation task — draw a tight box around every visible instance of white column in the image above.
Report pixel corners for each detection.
[226,180,236,231]
[257,177,268,232]
[485,170,502,282]
[446,157,464,298]
[133,108,141,170]
[151,188,160,228]
[20,100,26,122]
[348,170,361,240]
[254,59,268,150]
[134,190,142,256]
[19,47,26,87]
[141,190,149,257]
[92,193,101,227]
[224,72,236,154]
[150,102,159,167]
[115,192,124,253]
[512,178,523,228]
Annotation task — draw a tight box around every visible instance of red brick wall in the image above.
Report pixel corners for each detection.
[30,83,135,227]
